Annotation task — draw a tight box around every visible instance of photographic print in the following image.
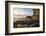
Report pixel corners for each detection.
[5,1,45,35]
[13,8,40,28]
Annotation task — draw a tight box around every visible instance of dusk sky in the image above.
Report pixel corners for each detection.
[13,8,33,16]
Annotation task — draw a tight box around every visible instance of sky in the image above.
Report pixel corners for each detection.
[13,8,33,16]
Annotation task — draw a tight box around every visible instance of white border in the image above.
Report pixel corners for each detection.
[8,3,43,33]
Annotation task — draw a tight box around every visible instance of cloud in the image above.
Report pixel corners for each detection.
[13,8,33,16]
